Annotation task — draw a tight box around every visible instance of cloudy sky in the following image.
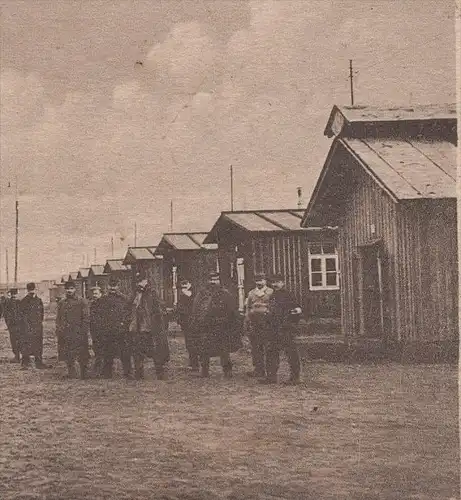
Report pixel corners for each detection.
[0,0,456,282]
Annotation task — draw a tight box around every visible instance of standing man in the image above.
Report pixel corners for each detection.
[3,289,22,363]
[20,283,50,370]
[89,286,104,377]
[189,272,241,378]
[98,278,130,379]
[263,273,302,385]
[177,279,199,371]
[56,280,90,379]
[125,273,169,380]
[244,273,273,379]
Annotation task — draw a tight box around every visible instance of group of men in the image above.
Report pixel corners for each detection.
[177,271,302,385]
[1,270,302,385]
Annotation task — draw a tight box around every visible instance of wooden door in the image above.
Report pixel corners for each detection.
[359,245,385,338]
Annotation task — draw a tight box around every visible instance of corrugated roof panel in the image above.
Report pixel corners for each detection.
[105,260,131,272]
[225,212,281,232]
[343,138,456,200]
[406,139,456,180]
[165,234,200,250]
[130,247,155,260]
[364,139,456,198]
[69,272,78,280]
[259,211,304,230]
[339,104,457,123]
[78,268,90,278]
[90,265,106,275]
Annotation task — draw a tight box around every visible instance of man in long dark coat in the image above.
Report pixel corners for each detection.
[98,278,130,379]
[20,282,50,370]
[56,280,90,379]
[263,273,302,385]
[3,288,22,363]
[125,273,170,380]
[189,272,241,378]
[89,286,104,377]
[177,279,199,371]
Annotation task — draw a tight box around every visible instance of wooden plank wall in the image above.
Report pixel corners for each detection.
[398,199,458,342]
[338,150,399,340]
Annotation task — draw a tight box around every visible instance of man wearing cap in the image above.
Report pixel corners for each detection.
[125,272,169,380]
[244,273,274,379]
[263,273,302,385]
[3,288,22,363]
[98,278,131,378]
[189,272,240,378]
[56,280,90,379]
[89,286,104,377]
[20,282,50,369]
[177,279,199,371]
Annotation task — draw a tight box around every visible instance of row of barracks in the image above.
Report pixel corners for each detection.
[52,104,458,361]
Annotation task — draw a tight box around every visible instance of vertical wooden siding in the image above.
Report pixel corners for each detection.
[398,200,458,342]
[338,151,399,340]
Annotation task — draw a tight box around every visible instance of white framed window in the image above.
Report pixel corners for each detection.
[308,242,339,291]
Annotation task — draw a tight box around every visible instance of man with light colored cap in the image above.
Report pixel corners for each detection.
[244,273,273,378]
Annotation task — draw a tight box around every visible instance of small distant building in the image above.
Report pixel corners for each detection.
[123,246,164,301]
[88,265,109,293]
[204,209,340,321]
[103,259,132,297]
[154,232,218,308]
[77,268,91,298]
[302,104,457,360]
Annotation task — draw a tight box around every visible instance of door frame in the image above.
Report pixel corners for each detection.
[357,239,385,338]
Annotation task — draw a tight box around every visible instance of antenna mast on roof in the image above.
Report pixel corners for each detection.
[349,59,355,107]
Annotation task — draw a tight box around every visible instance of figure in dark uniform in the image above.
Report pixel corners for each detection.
[177,279,199,371]
[189,272,241,378]
[3,289,22,363]
[89,286,104,377]
[56,280,90,379]
[98,278,130,379]
[125,273,170,380]
[262,273,302,385]
[20,282,51,370]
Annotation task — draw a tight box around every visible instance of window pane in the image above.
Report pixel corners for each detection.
[326,272,337,286]
[309,244,322,255]
[311,272,323,287]
[311,258,321,272]
[322,243,336,254]
[325,258,337,271]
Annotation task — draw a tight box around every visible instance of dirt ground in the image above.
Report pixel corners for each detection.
[0,313,458,500]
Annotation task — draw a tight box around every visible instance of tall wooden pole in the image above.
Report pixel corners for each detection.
[6,249,9,289]
[230,165,234,211]
[111,237,114,257]
[170,201,173,232]
[349,59,354,107]
[134,222,137,246]
[14,199,18,286]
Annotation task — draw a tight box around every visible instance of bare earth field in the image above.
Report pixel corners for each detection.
[0,314,458,500]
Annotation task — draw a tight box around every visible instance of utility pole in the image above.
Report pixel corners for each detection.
[111,237,114,257]
[94,248,97,263]
[134,222,137,247]
[349,59,355,107]
[14,176,19,286]
[170,201,174,232]
[5,249,9,290]
[230,165,234,211]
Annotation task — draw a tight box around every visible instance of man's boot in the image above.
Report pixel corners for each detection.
[20,356,30,370]
[35,357,52,369]
[65,362,77,379]
[80,363,88,380]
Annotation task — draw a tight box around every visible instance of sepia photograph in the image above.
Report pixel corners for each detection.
[0,1,459,499]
